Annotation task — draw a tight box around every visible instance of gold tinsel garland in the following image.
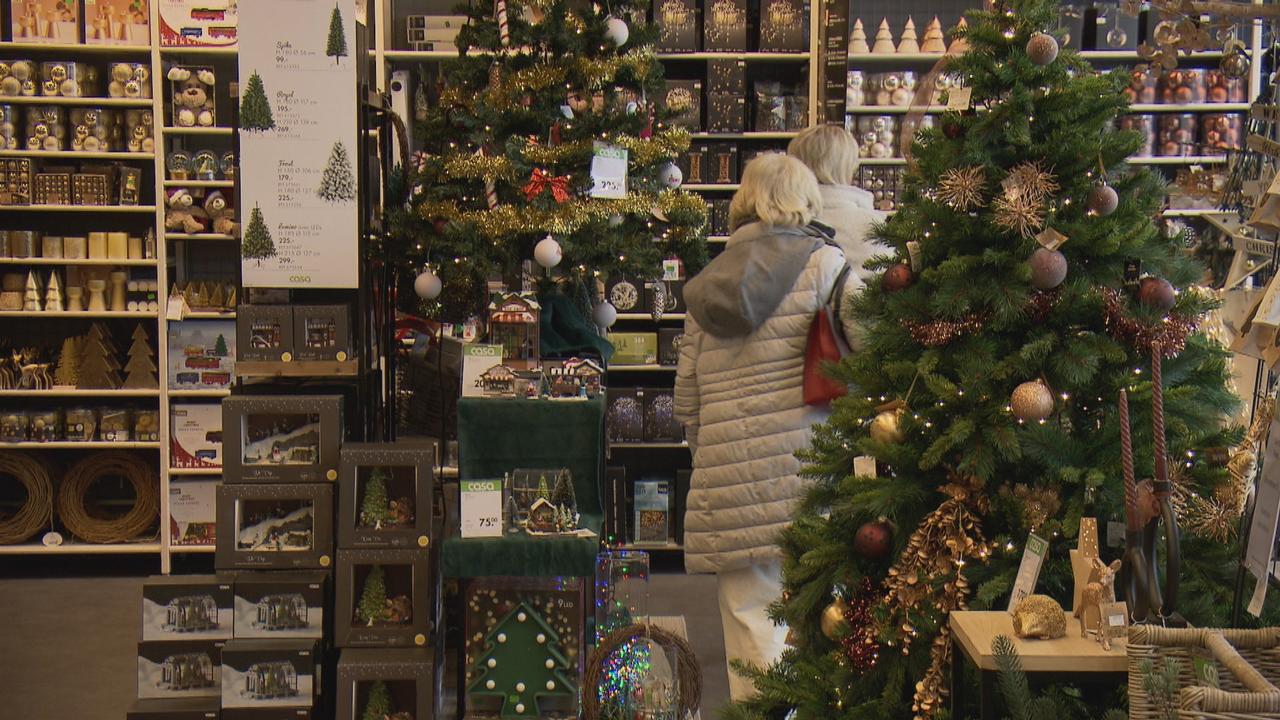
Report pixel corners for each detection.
[879,475,991,719]
[438,51,661,112]
[433,129,693,182]
[419,190,707,239]
[443,152,519,182]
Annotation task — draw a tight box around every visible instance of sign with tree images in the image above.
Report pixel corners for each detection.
[237,0,358,288]
[467,602,576,717]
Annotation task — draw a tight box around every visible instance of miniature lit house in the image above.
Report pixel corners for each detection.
[256,593,309,631]
[488,292,540,370]
[162,653,216,690]
[244,661,299,699]
[527,497,558,532]
[477,365,516,396]
[165,594,220,633]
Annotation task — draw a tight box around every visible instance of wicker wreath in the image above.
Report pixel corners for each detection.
[0,451,54,545]
[582,623,702,720]
[57,451,158,544]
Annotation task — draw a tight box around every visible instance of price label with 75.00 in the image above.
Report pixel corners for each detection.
[461,479,504,538]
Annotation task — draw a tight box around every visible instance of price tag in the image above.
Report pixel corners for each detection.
[1007,532,1048,612]
[460,479,504,538]
[947,86,972,111]
[853,456,877,478]
[590,142,628,199]
[1100,600,1129,644]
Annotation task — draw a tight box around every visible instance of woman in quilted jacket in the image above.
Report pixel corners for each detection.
[675,152,862,700]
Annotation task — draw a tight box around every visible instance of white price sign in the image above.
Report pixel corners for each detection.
[590,142,628,199]
[460,479,504,538]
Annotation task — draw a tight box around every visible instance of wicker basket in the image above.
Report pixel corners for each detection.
[1128,625,1280,719]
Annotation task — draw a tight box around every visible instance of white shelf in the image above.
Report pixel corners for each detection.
[1130,103,1250,113]
[0,441,161,449]
[0,96,155,107]
[684,183,739,191]
[169,388,231,397]
[162,127,235,136]
[0,310,158,318]
[1131,155,1227,165]
[617,313,686,321]
[164,180,235,188]
[656,52,810,61]
[844,49,1227,64]
[0,257,157,266]
[168,467,222,476]
[618,542,684,551]
[1080,49,1225,61]
[0,388,160,397]
[0,149,154,160]
[0,542,161,555]
[158,45,237,55]
[0,204,156,213]
[690,131,798,140]
[170,545,216,554]
[164,233,237,241]
[0,41,150,54]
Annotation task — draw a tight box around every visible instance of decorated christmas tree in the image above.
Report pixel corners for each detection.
[239,71,275,132]
[727,1,1246,718]
[77,323,122,390]
[359,469,391,529]
[467,602,576,717]
[551,471,576,514]
[242,204,277,265]
[357,565,388,626]
[123,324,158,389]
[326,3,348,64]
[536,473,551,501]
[384,0,707,322]
[317,141,356,203]
[54,335,80,387]
[360,680,392,720]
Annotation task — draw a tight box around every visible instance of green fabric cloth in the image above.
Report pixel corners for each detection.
[538,288,614,364]
[443,396,604,578]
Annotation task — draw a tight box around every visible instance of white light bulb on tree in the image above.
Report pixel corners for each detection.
[658,162,683,189]
[534,236,562,268]
[414,268,442,299]
[604,16,629,46]
[608,213,625,228]
[593,300,618,329]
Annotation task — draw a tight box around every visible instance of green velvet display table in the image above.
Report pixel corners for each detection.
[441,395,604,578]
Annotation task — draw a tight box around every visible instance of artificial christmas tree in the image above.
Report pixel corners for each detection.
[326,3,348,64]
[357,565,388,627]
[318,141,356,203]
[385,0,707,322]
[467,602,576,717]
[360,680,392,720]
[242,204,277,265]
[359,469,391,530]
[849,19,869,54]
[239,71,275,132]
[78,323,122,389]
[551,471,576,514]
[897,17,919,54]
[871,18,895,54]
[54,335,80,387]
[123,324,158,389]
[726,1,1247,718]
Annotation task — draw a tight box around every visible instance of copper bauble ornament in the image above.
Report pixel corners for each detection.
[1026,33,1059,66]
[854,519,894,561]
[882,263,915,293]
[1011,380,1055,422]
[1220,51,1249,80]
[1138,276,1176,312]
[1087,183,1119,216]
[869,409,904,444]
[1028,248,1067,290]
[820,597,851,640]
[943,121,964,140]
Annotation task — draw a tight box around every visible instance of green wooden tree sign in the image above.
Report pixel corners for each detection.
[468,602,576,717]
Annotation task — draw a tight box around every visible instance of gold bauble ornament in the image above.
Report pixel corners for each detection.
[869,409,905,444]
[1011,380,1054,422]
[820,598,851,640]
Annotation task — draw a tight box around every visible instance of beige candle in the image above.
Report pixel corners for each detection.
[107,232,128,259]
[63,236,87,259]
[127,235,142,259]
[88,232,107,259]
[41,236,63,259]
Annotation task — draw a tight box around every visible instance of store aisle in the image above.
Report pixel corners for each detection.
[0,572,730,720]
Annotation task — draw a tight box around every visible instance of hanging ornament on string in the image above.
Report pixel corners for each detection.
[820,595,851,640]
[534,236,562,269]
[494,0,511,46]
[1011,380,1055,422]
[593,300,618,330]
[882,263,915,293]
[1028,248,1067,290]
[869,399,907,444]
[658,162,683,189]
[1138,276,1176,312]
[414,267,443,300]
[604,16,630,46]
[1026,32,1059,65]
[608,213,625,228]
[1088,182,1119,217]
[854,518,894,561]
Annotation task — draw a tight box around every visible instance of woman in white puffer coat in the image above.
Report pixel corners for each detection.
[674,153,863,700]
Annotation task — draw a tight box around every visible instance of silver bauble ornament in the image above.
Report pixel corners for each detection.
[1220,51,1249,80]
[1087,183,1119,216]
[533,236,562,268]
[414,269,442,300]
[1028,248,1068,290]
[604,16,630,46]
[658,162,683,189]
[1011,380,1055,422]
[869,409,904,444]
[593,300,618,329]
[820,597,851,640]
[1026,33,1059,66]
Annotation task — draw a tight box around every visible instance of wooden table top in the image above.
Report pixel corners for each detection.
[949,610,1127,672]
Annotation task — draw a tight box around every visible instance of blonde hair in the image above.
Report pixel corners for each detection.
[728,153,824,231]
[787,124,860,185]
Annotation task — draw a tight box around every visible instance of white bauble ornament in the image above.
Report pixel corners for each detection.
[414,269,442,299]
[604,16,630,46]
[658,162,683,189]
[1026,33,1059,66]
[1028,248,1067,290]
[593,301,618,329]
[534,236,562,268]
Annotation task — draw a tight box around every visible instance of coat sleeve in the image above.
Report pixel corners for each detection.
[673,313,702,455]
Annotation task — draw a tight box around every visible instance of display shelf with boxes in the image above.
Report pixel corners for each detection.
[214,482,334,571]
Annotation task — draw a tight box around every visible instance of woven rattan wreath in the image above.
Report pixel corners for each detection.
[57,451,158,544]
[0,451,53,545]
[582,623,702,720]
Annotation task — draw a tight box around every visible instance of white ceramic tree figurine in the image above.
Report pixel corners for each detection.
[849,18,869,54]
[921,16,946,53]
[948,16,969,53]
[44,271,63,312]
[871,18,896,54]
[23,271,41,312]
[897,17,919,53]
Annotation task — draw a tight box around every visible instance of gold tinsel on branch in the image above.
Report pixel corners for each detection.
[419,190,707,239]
[438,51,661,112]
[523,128,692,167]
[443,152,519,182]
[880,474,992,719]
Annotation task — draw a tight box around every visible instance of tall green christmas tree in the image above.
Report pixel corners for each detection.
[326,3,348,64]
[360,468,391,529]
[385,0,707,321]
[467,602,576,717]
[728,1,1247,718]
[318,141,356,203]
[239,71,275,132]
[357,565,387,626]
[242,204,277,265]
[360,680,392,720]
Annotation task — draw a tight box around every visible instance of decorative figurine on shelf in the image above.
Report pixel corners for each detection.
[204,191,240,237]
[193,150,219,181]
[871,18,896,54]
[848,19,869,54]
[1076,557,1122,650]
[487,292,541,370]
[167,65,216,128]
[1011,594,1066,640]
[359,469,391,530]
[165,188,208,234]
[467,602,577,718]
[527,497,559,532]
[355,565,412,627]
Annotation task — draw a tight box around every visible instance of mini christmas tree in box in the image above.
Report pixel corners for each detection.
[467,602,576,717]
[359,468,390,530]
[360,680,392,720]
[78,323,122,389]
[123,323,158,389]
[357,565,388,627]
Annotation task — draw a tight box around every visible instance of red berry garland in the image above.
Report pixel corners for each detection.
[840,577,881,672]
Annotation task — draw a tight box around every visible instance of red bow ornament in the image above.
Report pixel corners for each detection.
[524,168,572,203]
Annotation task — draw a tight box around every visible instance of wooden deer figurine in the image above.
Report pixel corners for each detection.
[1076,557,1122,650]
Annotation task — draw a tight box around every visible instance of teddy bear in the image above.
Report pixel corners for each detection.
[167,66,215,127]
[165,189,208,234]
[204,191,240,237]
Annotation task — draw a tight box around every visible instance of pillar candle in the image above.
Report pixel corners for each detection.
[87,232,107,259]
[127,235,142,260]
[107,232,128,259]
[63,236,87,259]
[10,231,35,258]
[41,236,63,259]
